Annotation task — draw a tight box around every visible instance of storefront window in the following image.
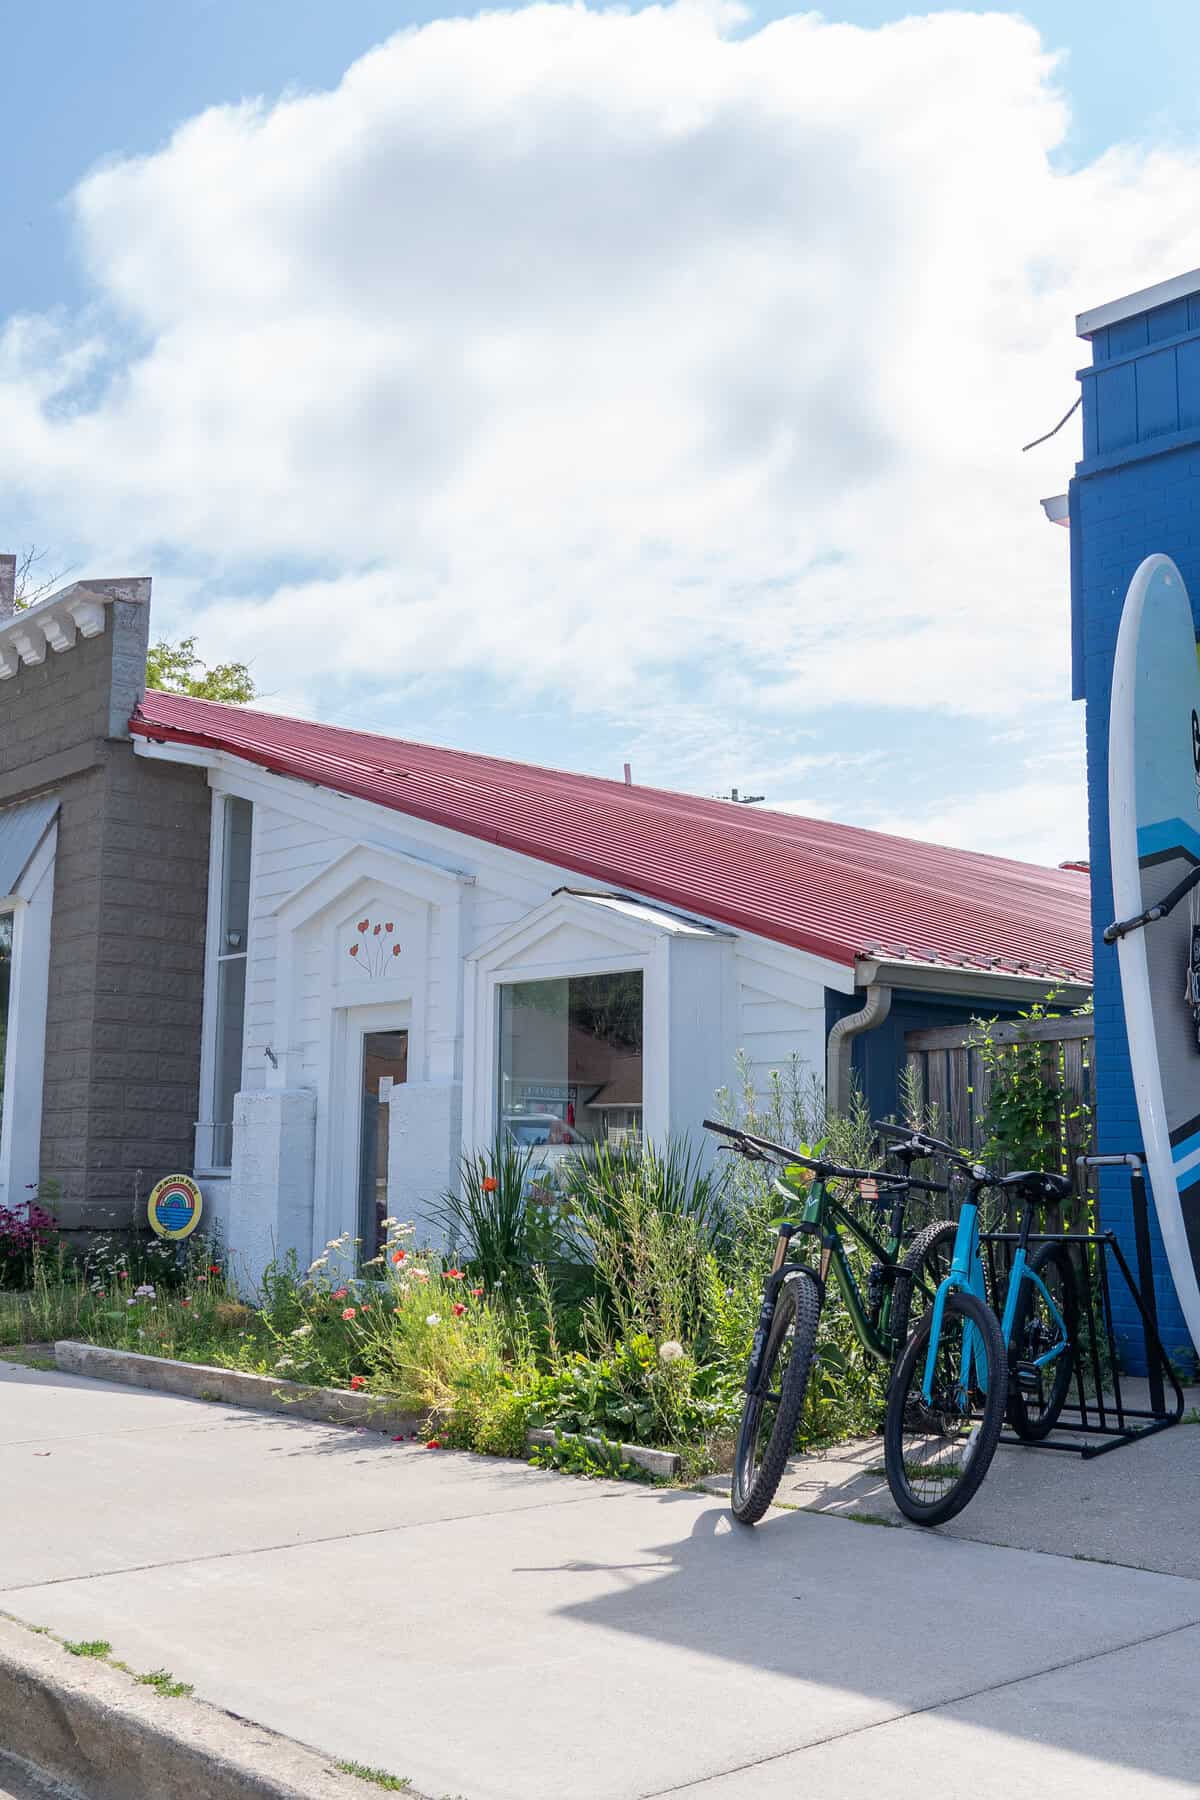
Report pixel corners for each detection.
[0,914,11,1145]
[211,798,252,1167]
[498,970,643,1149]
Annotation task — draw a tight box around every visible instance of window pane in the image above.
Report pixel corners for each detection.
[212,955,247,1168]
[220,798,252,952]
[0,914,11,1144]
[498,970,643,1148]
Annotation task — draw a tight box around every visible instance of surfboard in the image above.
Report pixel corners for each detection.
[1109,553,1200,1353]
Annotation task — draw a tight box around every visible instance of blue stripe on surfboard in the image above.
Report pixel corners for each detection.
[1173,1128,1200,1180]
[1137,817,1200,865]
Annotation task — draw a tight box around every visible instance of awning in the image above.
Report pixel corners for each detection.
[0,795,59,899]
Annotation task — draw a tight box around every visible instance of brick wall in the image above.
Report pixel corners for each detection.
[0,586,211,1233]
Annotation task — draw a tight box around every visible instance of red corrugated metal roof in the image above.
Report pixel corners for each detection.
[130,691,1093,980]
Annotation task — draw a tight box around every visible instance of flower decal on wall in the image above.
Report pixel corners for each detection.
[348,919,402,978]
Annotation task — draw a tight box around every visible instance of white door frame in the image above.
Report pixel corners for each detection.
[324,1001,412,1255]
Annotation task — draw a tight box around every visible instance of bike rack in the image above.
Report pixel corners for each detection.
[980,1153,1184,1459]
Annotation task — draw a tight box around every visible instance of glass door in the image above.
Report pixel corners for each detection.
[358,1029,408,1259]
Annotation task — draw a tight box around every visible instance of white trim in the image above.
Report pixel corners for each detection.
[0,822,57,1209]
[195,796,256,1172]
[1077,268,1200,339]
[1109,553,1200,1353]
[0,583,112,681]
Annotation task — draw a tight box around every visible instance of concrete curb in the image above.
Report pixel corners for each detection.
[53,1342,684,1478]
[525,1426,680,1478]
[53,1342,425,1439]
[0,1614,415,1799]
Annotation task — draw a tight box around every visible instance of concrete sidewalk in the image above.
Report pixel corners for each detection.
[2,1359,1198,1799]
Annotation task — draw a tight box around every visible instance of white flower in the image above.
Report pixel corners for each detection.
[275,1356,295,1370]
[425,1312,441,1327]
[291,1323,313,1338]
[126,1299,137,1307]
[134,1283,155,1299]
[308,1256,329,1272]
[658,1340,685,1364]
[136,1329,145,1340]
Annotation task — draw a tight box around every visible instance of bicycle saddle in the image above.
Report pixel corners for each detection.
[997,1170,1073,1203]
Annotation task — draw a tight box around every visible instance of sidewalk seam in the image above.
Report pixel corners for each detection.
[0,1483,623,1597]
[638,1613,1200,1797]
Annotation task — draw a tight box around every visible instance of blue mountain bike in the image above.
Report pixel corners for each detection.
[879,1125,1078,1525]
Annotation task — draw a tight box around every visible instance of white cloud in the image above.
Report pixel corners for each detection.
[3,3,1199,860]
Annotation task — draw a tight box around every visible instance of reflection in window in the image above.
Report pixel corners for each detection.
[498,970,643,1150]
[0,914,11,1143]
[211,798,252,1168]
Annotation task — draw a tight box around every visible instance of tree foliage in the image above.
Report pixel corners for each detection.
[145,636,256,704]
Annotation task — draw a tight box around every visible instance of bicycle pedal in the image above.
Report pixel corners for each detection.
[1013,1361,1042,1393]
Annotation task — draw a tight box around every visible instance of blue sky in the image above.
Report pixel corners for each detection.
[4,2,1200,862]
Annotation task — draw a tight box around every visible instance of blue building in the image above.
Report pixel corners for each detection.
[1070,267,1200,1373]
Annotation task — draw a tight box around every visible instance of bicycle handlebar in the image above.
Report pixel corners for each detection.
[702,1120,944,1192]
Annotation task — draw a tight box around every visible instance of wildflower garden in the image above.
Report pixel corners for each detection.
[3,1035,1077,1479]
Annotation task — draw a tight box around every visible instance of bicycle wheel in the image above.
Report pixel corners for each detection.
[884,1288,1007,1526]
[1007,1242,1078,1442]
[891,1220,958,1353]
[730,1270,821,1525]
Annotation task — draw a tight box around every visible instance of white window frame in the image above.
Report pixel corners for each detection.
[195,795,255,1175]
[494,965,647,1160]
[0,821,57,1212]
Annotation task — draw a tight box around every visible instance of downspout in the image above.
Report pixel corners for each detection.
[826,983,892,1117]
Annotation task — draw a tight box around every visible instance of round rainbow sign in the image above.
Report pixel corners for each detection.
[148,1175,203,1241]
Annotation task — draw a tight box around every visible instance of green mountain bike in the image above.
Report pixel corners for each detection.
[703,1120,955,1524]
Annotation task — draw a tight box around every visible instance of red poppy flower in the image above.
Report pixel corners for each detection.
[332,1287,348,1300]
[350,1375,367,1391]
[118,1271,128,1280]
[470,1288,484,1297]
[426,1438,442,1449]
[453,1302,466,1317]
[391,1249,407,1265]
[209,1266,221,1275]
[446,1268,464,1280]
[181,1298,191,1308]
[481,1177,498,1193]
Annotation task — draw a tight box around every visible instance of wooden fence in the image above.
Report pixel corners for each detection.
[904,1015,1096,1223]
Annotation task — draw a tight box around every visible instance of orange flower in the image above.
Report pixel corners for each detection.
[391,1249,407,1264]
[482,1177,498,1193]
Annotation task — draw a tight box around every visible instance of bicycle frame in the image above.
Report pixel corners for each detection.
[772,1170,921,1362]
[921,1188,1070,1406]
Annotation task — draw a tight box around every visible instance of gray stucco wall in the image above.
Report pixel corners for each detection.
[1,587,211,1232]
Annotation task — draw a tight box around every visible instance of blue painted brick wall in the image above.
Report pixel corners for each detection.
[1074,411,1200,1376]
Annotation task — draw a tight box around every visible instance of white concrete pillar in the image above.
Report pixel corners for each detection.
[230,1088,317,1284]
[387,1081,462,1252]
